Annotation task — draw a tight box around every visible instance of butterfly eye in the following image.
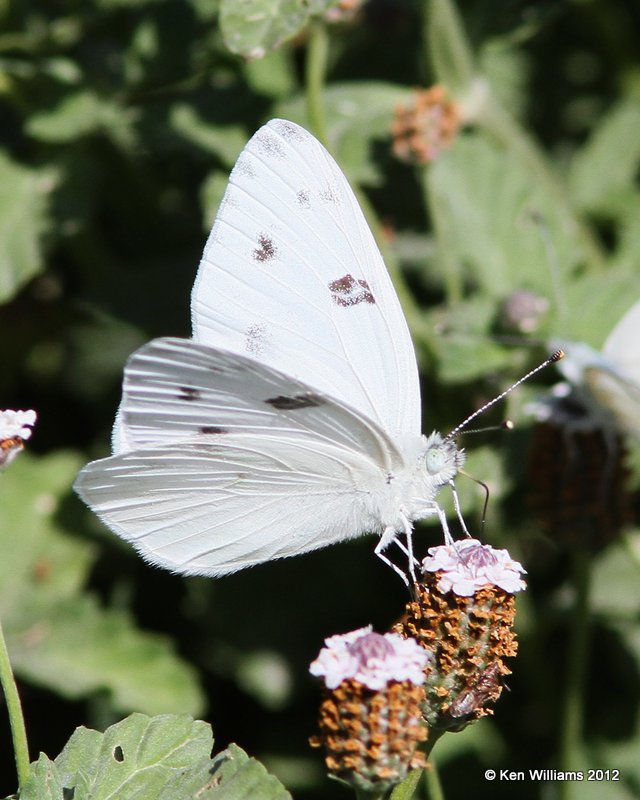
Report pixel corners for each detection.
[425,445,447,476]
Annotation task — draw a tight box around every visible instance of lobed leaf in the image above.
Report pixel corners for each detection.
[220,0,336,58]
[20,714,291,800]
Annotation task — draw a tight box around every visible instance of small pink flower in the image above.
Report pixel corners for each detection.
[310,626,430,690]
[0,409,36,441]
[422,539,527,596]
[0,409,37,470]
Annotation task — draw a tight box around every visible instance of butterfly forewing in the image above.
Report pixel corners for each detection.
[191,119,420,438]
[115,336,405,471]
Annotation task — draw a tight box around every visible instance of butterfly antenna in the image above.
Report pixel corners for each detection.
[444,350,564,442]
[457,469,491,536]
[462,419,515,435]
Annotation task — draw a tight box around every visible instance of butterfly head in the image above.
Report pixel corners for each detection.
[423,431,465,488]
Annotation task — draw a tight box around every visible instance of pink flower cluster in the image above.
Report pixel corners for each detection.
[422,539,527,596]
[310,626,430,690]
[0,409,36,441]
[0,409,37,469]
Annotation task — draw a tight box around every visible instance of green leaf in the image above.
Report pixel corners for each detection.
[26,91,137,148]
[20,753,63,800]
[8,594,205,716]
[20,714,210,800]
[561,265,640,347]
[161,743,293,799]
[20,715,291,800]
[220,0,336,58]
[428,131,586,309]
[0,454,204,715]
[0,152,53,303]
[590,535,640,620]
[243,47,297,98]
[568,98,640,217]
[170,105,249,166]
[423,296,513,383]
[0,452,95,624]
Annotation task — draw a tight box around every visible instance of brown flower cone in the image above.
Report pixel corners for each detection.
[391,86,460,165]
[528,422,632,551]
[310,679,427,793]
[394,575,517,732]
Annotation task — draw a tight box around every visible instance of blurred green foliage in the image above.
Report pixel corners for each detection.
[2,0,640,798]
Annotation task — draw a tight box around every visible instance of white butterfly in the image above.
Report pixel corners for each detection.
[74,119,465,583]
[543,299,640,437]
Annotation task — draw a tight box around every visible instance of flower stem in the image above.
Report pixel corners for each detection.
[355,788,387,800]
[423,758,445,800]
[558,549,592,800]
[305,19,330,146]
[0,616,30,788]
[389,767,423,800]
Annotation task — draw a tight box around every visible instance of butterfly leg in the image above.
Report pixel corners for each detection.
[375,528,411,587]
[397,514,418,583]
[434,502,455,546]
[449,480,471,538]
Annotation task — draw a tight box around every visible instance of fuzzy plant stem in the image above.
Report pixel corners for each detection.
[558,549,592,800]
[387,732,447,800]
[305,19,330,147]
[423,759,445,800]
[0,616,30,788]
[355,788,388,800]
[389,767,423,800]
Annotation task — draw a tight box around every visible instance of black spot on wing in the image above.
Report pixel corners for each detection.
[328,274,375,307]
[253,234,277,263]
[245,322,269,356]
[256,132,285,158]
[178,386,201,402]
[320,184,341,204]
[113,745,124,762]
[296,189,311,208]
[266,393,324,410]
[235,156,255,179]
[200,426,228,434]
[272,120,305,142]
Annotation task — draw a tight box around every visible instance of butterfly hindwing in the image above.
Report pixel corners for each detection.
[75,436,389,576]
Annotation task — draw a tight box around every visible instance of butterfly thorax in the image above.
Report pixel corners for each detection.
[370,432,465,529]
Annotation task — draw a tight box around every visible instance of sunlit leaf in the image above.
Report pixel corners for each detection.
[0,153,54,302]
[20,715,291,800]
[568,98,640,217]
[428,131,585,307]
[0,454,204,715]
[220,0,336,58]
[26,91,136,148]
